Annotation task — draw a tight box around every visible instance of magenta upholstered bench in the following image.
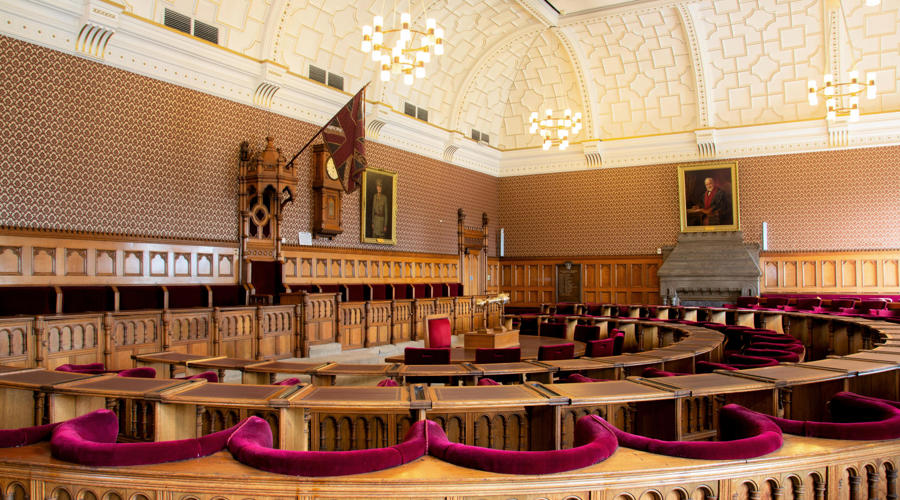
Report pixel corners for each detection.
[562,373,607,383]
[427,416,617,474]
[477,377,501,385]
[725,354,781,369]
[595,405,782,460]
[0,421,61,448]
[752,392,900,440]
[641,367,688,378]
[51,409,238,466]
[742,348,801,363]
[696,361,739,373]
[116,367,157,378]
[227,416,426,476]
[56,363,107,374]
[376,378,399,387]
[274,377,302,385]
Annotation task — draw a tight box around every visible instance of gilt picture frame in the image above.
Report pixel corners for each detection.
[678,161,740,233]
[360,168,397,245]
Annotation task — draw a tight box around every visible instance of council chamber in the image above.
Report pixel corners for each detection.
[0,0,899,498]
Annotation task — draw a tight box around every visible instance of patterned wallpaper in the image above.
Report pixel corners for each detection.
[0,35,498,255]
[499,146,900,256]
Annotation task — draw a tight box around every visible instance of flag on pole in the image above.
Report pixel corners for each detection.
[323,85,367,193]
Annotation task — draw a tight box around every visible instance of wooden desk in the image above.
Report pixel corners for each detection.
[50,375,197,440]
[310,363,397,386]
[724,364,852,421]
[803,356,900,401]
[0,369,95,427]
[529,358,613,383]
[383,335,586,363]
[159,383,296,446]
[184,356,259,381]
[426,384,565,450]
[132,351,222,378]
[583,354,665,379]
[544,379,677,443]
[465,361,553,384]
[241,360,332,385]
[397,363,477,385]
[284,385,414,451]
[463,328,519,349]
[635,373,777,440]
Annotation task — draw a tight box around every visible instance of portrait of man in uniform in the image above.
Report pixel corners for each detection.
[361,168,397,244]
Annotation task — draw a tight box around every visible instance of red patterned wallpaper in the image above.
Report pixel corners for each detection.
[500,147,900,256]
[0,36,498,255]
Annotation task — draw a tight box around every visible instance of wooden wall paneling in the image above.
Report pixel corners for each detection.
[166,309,213,358]
[338,302,366,350]
[300,294,338,357]
[413,299,437,341]
[391,299,413,344]
[41,314,105,369]
[760,251,900,295]
[108,311,163,369]
[0,246,23,276]
[0,317,33,367]
[258,305,294,360]
[454,297,473,334]
[365,300,392,347]
[216,307,256,360]
[434,297,455,331]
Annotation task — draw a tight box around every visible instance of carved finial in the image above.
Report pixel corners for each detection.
[239,141,251,162]
[457,208,465,223]
[482,212,488,227]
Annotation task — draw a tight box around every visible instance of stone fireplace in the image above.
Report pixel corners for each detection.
[658,231,761,307]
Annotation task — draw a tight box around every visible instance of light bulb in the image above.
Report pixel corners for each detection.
[380,69,390,82]
[403,73,413,85]
[434,28,444,55]
[415,65,425,78]
[426,18,436,31]
[373,16,383,29]
[529,111,538,121]
[529,124,538,134]
[542,140,551,151]
[560,140,568,150]
[564,108,572,119]
[371,49,381,61]
[421,48,430,63]
[545,108,552,118]
[373,31,383,46]
[866,73,876,99]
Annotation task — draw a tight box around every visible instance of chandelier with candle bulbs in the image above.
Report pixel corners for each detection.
[529,108,582,150]
[360,4,444,85]
[808,71,876,122]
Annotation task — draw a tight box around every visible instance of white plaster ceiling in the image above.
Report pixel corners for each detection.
[121,0,899,150]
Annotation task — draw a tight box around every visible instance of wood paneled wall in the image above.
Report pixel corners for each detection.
[760,250,900,295]
[0,231,238,285]
[282,247,459,286]
[499,256,663,306]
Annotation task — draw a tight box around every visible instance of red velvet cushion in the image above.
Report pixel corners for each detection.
[598,405,782,460]
[116,367,157,378]
[587,338,615,357]
[51,409,238,466]
[574,325,600,342]
[725,354,780,368]
[753,392,900,440]
[404,347,450,365]
[376,379,399,387]
[56,363,106,374]
[477,377,501,385]
[274,377,302,385]
[742,348,800,363]
[475,347,521,364]
[227,416,426,476]
[538,343,575,361]
[696,361,739,373]
[641,367,685,378]
[426,317,452,349]
[563,373,606,383]
[0,421,60,448]
[748,342,805,353]
[427,416,617,474]
[177,371,218,382]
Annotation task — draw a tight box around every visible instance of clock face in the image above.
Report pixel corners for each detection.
[326,157,339,180]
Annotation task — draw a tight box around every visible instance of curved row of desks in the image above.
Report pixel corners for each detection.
[1,309,899,499]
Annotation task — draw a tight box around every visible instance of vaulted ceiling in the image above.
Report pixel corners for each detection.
[120,0,898,151]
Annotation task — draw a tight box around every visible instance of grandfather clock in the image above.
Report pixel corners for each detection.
[311,143,343,237]
[238,137,298,302]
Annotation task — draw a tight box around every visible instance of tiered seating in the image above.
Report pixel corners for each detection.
[753,392,900,440]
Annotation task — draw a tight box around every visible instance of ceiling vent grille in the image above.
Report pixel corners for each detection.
[309,65,327,84]
[164,9,191,34]
[404,102,429,122]
[193,20,218,44]
[327,73,344,91]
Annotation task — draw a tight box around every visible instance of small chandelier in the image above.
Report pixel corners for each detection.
[808,71,876,122]
[360,4,444,85]
[529,108,582,150]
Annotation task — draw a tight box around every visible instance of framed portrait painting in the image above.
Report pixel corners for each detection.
[678,161,740,232]
[360,168,397,245]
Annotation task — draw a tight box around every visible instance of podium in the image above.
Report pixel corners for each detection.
[463,328,519,349]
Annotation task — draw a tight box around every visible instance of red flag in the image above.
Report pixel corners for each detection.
[323,86,367,193]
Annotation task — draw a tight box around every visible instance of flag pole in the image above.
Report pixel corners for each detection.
[285,82,371,169]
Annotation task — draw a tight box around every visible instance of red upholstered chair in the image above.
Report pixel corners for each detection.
[376,379,399,387]
[539,322,568,339]
[226,416,426,476]
[116,367,157,378]
[595,405,782,460]
[538,343,575,361]
[477,377,501,386]
[586,338,615,357]
[427,416,617,474]
[760,296,790,310]
[176,371,218,383]
[782,297,822,312]
[725,296,760,309]
[750,392,900,440]
[51,409,239,466]
[474,347,521,364]
[725,354,780,369]
[424,315,452,349]
[611,330,625,355]
[518,315,540,335]
[274,377,302,385]
[404,347,450,365]
[574,324,601,343]
[0,421,61,448]
[562,373,606,383]
[742,348,801,363]
[56,363,107,374]
[641,367,687,378]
